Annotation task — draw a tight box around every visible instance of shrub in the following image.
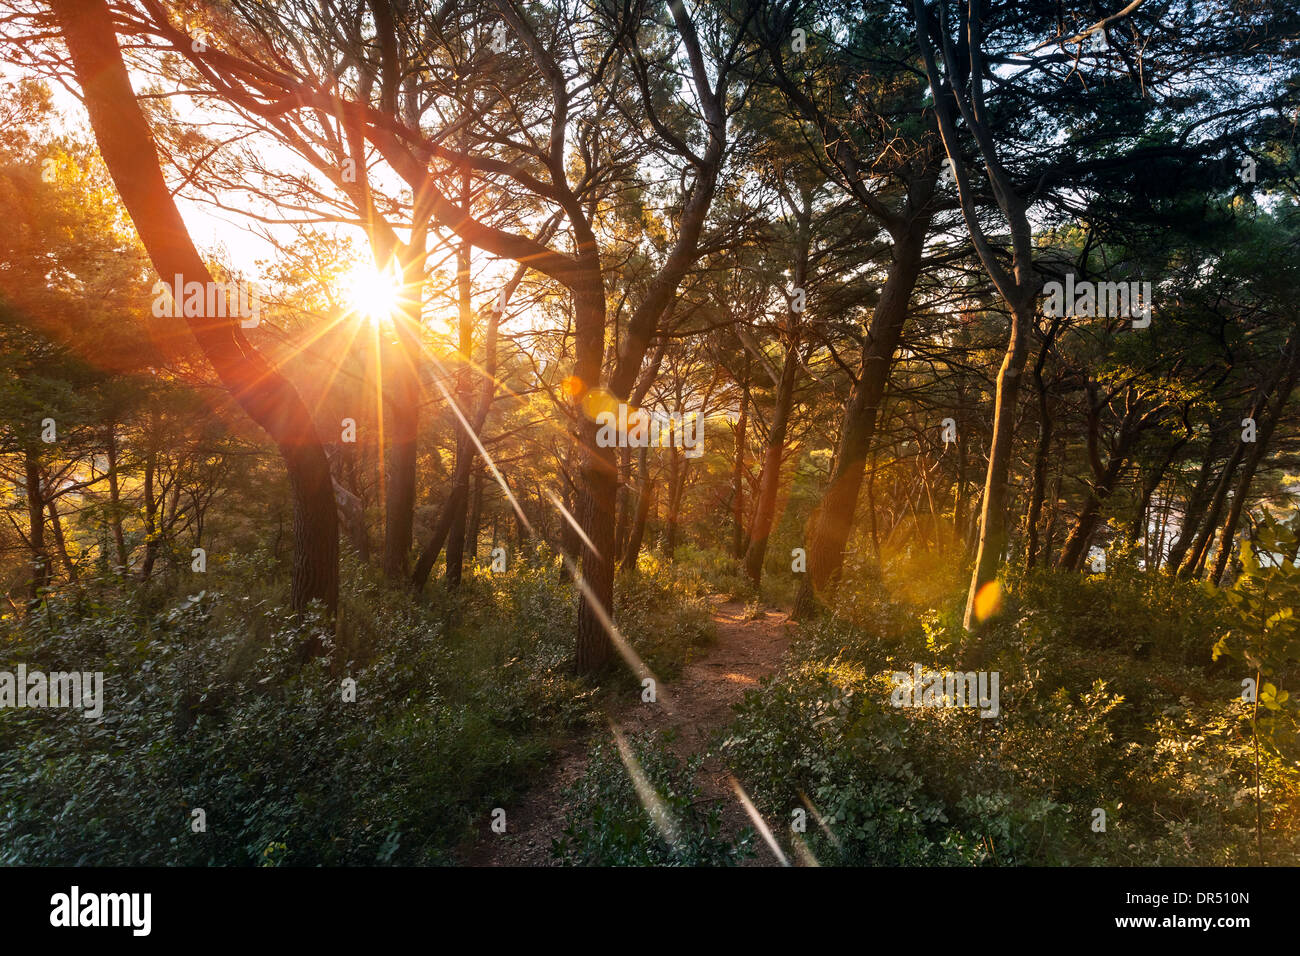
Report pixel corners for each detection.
[552,729,752,866]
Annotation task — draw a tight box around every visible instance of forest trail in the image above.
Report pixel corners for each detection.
[462,596,794,866]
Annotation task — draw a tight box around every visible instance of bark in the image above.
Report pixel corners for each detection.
[743,341,800,585]
[963,305,1033,623]
[1023,319,1061,569]
[54,0,338,615]
[47,496,77,582]
[24,451,49,601]
[445,241,476,588]
[1210,343,1300,583]
[794,216,931,616]
[622,446,653,570]
[105,423,128,569]
[731,357,750,560]
[1165,431,1223,570]
[1178,391,1269,579]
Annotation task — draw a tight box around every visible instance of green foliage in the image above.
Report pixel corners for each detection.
[551,730,752,866]
[673,543,759,603]
[0,551,711,865]
[719,555,1300,866]
[613,556,715,680]
[1214,520,1300,720]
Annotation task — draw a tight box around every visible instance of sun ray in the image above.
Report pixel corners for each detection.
[610,722,681,852]
[345,261,403,327]
[729,775,790,866]
[544,488,599,559]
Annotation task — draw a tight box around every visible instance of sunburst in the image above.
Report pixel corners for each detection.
[344,261,402,326]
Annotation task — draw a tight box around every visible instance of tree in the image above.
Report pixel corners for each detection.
[50,0,340,617]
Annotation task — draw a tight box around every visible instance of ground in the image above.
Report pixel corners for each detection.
[462,596,793,866]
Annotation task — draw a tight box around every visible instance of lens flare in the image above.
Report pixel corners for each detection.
[973,579,1004,622]
[345,262,402,326]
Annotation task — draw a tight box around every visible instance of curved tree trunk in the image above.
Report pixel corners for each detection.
[1178,401,1263,579]
[962,305,1032,626]
[743,342,800,585]
[795,221,929,617]
[1210,342,1300,583]
[55,0,338,615]
[1165,431,1223,570]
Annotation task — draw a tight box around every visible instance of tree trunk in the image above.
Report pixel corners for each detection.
[24,450,49,602]
[1178,396,1266,579]
[381,220,428,580]
[47,496,77,582]
[1165,431,1223,570]
[795,220,929,616]
[105,423,128,570]
[1209,344,1300,583]
[665,444,685,559]
[54,0,338,615]
[1024,320,1061,569]
[731,365,749,560]
[445,241,476,589]
[465,463,484,567]
[622,446,653,570]
[140,451,160,581]
[963,304,1032,629]
[1057,454,1128,570]
[743,342,800,585]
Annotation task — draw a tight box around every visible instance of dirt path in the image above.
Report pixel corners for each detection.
[463,597,793,866]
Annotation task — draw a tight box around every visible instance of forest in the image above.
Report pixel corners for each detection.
[0,0,1298,870]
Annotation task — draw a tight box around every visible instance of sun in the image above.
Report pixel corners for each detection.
[344,261,402,326]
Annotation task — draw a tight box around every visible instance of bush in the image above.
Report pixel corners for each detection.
[718,553,1300,866]
[0,547,711,865]
[551,729,753,866]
